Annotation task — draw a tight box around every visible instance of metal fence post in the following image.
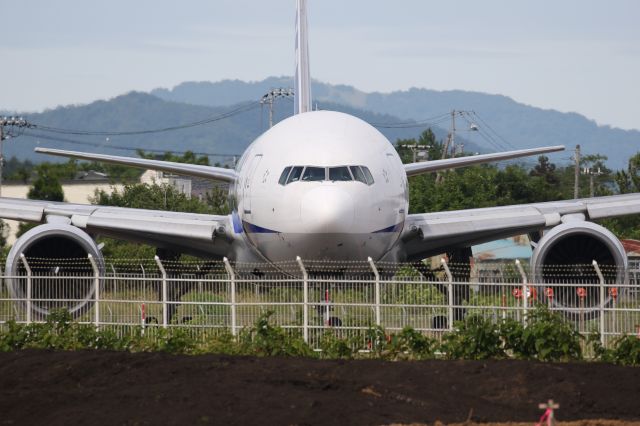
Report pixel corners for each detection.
[88,254,100,328]
[593,260,606,346]
[154,256,168,328]
[441,258,453,330]
[515,259,528,324]
[223,257,237,336]
[296,256,309,343]
[368,257,381,326]
[19,254,32,324]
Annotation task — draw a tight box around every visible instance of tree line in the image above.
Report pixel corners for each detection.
[397,129,640,240]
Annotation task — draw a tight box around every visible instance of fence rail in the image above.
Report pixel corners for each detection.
[1,256,640,349]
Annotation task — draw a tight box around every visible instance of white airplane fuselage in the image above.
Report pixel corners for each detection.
[232,110,408,262]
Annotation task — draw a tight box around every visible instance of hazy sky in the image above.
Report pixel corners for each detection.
[3,0,639,130]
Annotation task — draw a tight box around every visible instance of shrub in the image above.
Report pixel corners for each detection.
[318,331,353,359]
[609,335,640,366]
[239,311,313,357]
[506,304,583,362]
[388,327,438,360]
[441,314,505,360]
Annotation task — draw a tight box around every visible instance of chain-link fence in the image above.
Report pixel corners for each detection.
[1,256,639,349]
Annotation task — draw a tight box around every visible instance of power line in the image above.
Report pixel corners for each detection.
[30,101,261,136]
[21,131,241,158]
[469,111,517,150]
[370,113,451,129]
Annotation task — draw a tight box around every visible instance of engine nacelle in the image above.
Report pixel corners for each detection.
[531,221,627,318]
[6,223,104,319]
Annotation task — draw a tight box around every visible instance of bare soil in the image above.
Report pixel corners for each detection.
[0,350,639,425]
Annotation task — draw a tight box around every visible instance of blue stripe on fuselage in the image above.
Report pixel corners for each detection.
[241,220,404,234]
[232,211,243,233]
[243,221,279,234]
[372,222,404,233]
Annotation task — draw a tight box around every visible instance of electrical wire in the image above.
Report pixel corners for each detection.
[469,111,517,150]
[20,130,241,158]
[370,113,451,129]
[29,101,261,136]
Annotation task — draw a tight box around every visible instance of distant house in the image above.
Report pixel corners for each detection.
[140,170,229,201]
[471,236,532,283]
[140,170,192,197]
[472,236,533,262]
[74,170,109,181]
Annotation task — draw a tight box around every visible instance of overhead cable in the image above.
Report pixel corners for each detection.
[29,101,260,136]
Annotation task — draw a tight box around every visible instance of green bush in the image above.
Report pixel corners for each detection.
[197,331,244,356]
[441,314,505,360]
[387,327,438,360]
[609,335,640,366]
[239,311,313,357]
[0,310,130,352]
[318,331,353,359]
[503,305,583,362]
[0,306,635,364]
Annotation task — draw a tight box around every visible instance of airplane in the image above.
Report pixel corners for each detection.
[1,0,638,321]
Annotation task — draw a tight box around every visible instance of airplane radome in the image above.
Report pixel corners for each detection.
[1,0,638,320]
[233,110,407,262]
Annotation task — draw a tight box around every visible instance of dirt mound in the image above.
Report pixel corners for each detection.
[0,351,639,425]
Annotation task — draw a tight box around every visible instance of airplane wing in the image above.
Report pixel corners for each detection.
[404,145,565,177]
[35,148,238,183]
[0,197,237,258]
[401,193,640,260]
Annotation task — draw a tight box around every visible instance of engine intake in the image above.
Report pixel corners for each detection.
[531,221,627,319]
[5,223,104,319]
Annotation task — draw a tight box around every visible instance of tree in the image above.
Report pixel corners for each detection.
[615,152,640,194]
[528,156,563,201]
[27,164,65,202]
[395,129,443,164]
[137,150,211,166]
[91,182,229,259]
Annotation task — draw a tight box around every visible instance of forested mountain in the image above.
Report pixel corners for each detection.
[7,77,638,169]
[153,78,640,169]
[9,92,482,164]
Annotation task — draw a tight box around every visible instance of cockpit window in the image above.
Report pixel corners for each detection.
[278,166,292,185]
[361,166,374,185]
[286,166,304,184]
[349,166,366,184]
[302,167,325,181]
[329,166,352,181]
[280,165,374,185]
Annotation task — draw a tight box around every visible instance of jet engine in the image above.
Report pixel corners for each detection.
[5,223,104,319]
[531,221,626,319]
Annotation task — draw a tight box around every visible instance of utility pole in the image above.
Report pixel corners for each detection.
[0,116,30,197]
[260,88,294,128]
[450,109,456,157]
[399,144,430,163]
[573,144,580,198]
[440,110,457,160]
[436,110,457,184]
[583,166,603,197]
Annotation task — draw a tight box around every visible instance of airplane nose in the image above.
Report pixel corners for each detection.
[301,187,354,233]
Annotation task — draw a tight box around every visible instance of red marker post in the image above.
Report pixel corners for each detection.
[545,287,554,308]
[537,399,559,426]
[512,288,522,299]
[577,288,587,329]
